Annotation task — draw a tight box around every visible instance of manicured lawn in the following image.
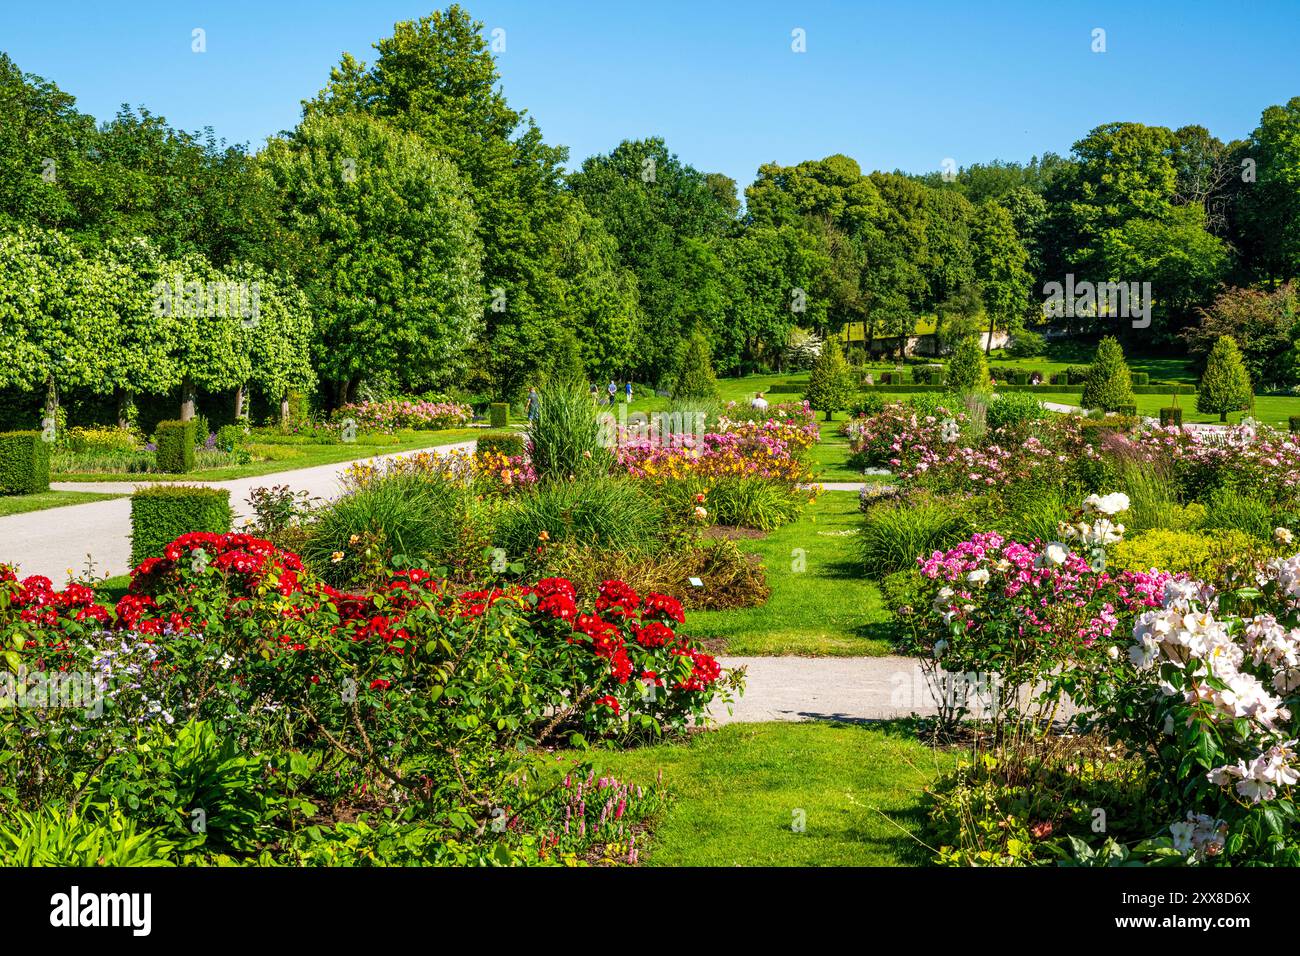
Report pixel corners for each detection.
[52,428,483,482]
[1027,391,1300,427]
[0,490,125,516]
[689,491,893,656]
[808,414,864,482]
[594,722,952,866]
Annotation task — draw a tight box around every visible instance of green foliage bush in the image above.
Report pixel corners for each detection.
[0,430,51,494]
[803,337,855,420]
[945,337,990,393]
[1160,407,1183,427]
[302,471,479,586]
[1201,487,1276,540]
[860,497,973,576]
[986,392,1048,433]
[673,329,720,399]
[1081,337,1135,411]
[476,430,525,458]
[495,479,663,558]
[489,402,510,428]
[130,485,232,564]
[155,420,196,473]
[1197,334,1253,422]
[1131,371,1149,386]
[214,424,246,453]
[1109,528,1262,581]
[530,383,612,482]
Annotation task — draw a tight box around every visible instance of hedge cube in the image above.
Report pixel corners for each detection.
[0,431,51,495]
[1131,372,1150,386]
[1160,407,1183,427]
[489,403,510,428]
[1290,416,1300,434]
[130,485,232,565]
[156,420,197,473]
[476,430,526,459]
[1116,403,1138,417]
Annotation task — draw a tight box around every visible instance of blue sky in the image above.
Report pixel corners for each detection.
[2,1,1297,191]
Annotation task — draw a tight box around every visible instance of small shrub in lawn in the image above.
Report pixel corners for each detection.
[1011,371,1029,385]
[476,430,525,458]
[130,486,232,564]
[1160,407,1183,427]
[1081,336,1136,412]
[1131,371,1149,386]
[1291,415,1300,434]
[155,420,196,473]
[0,431,51,494]
[489,403,510,428]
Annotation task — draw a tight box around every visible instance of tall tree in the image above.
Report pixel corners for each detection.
[970,202,1032,353]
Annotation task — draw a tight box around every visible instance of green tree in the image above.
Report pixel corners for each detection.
[1081,336,1136,412]
[971,201,1032,353]
[259,112,482,403]
[1197,335,1253,422]
[945,335,990,394]
[672,329,720,400]
[803,337,855,421]
[1237,98,1300,283]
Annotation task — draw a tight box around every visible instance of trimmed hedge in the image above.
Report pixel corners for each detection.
[130,485,232,565]
[1131,372,1150,386]
[1134,384,1195,395]
[1115,403,1138,417]
[155,420,196,473]
[0,431,51,495]
[1160,407,1183,427]
[1290,416,1300,434]
[476,430,526,458]
[489,403,510,428]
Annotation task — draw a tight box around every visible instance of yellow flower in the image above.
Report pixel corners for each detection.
[330,551,344,564]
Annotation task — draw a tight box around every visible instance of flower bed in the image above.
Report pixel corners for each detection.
[334,398,472,433]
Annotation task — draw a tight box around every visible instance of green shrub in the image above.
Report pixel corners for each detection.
[155,420,196,473]
[67,426,140,454]
[1291,415,1300,434]
[489,403,510,428]
[1131,371,1150,386]
[660,475,806,531]
[214,424,246,453]
[302,471,479,586]
[130,485,232,564]
[495,479,663,558]
[476,430,525,458]
[192,413,211,449]
[946,337,990,393]
[986,392,1048,433]
[1006,330,1046,357]
[673,329,720,399]
[0,431,51,495]
[1115,403,1137,417]
[880,568,929,618]
[1011,371,1029,386]
[1081,336,1136,412]
[1066,365,1091,385]
[529,383,612,482]
[1110,528,1262,581]
[860,498,973,576]
[804,337,856,420]
[1160,407,1183,427]
[1201,487,1275,540]
[1197,334,1253,422]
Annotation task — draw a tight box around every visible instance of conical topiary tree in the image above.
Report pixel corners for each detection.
[1081,336,1136,412]
[1197,334,1253,422]
[945,336,990,394]
[673,329,720,400]
[804,337,855,421]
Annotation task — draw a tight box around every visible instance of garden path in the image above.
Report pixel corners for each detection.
[0,440,476,581]
[709,655,953,724]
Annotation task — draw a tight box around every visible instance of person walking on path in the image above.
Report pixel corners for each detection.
[624,380,633,404]
[607,379,617,404]
[527,387,540,423]
[590,383,599,402]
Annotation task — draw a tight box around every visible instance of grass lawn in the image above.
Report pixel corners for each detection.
[52,428,483,482]
[593,722,952,866]
[0,490,126,517]
[689,491,893,656]
[1025,391,1300,427]
[808,414,865,482]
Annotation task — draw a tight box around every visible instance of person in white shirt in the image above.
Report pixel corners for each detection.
[750,391,769,411]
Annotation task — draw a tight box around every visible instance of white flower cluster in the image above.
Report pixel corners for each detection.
[1130,580,1290,731]
[1208,740,1300,804]
[1060,492,1129,549]
[1169,811,1226,859]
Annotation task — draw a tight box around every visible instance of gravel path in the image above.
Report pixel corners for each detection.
[1,440,475,581]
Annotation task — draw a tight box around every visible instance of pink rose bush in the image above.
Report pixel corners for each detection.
[334,398,471,433]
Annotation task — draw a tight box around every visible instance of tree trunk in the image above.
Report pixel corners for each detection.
[44,376,58,438]
[985,311,996,355]
[280,393,291,428]
[180,376,196,422]
[234,384,245,422]
[115,388,131,430]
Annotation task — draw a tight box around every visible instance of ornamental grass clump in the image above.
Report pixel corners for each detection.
[530,382,612,482]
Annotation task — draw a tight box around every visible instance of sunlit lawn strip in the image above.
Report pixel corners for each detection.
[0,491,125,517]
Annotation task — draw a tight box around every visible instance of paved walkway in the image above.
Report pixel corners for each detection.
[709,655,953,724]
[1,441,475,581]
